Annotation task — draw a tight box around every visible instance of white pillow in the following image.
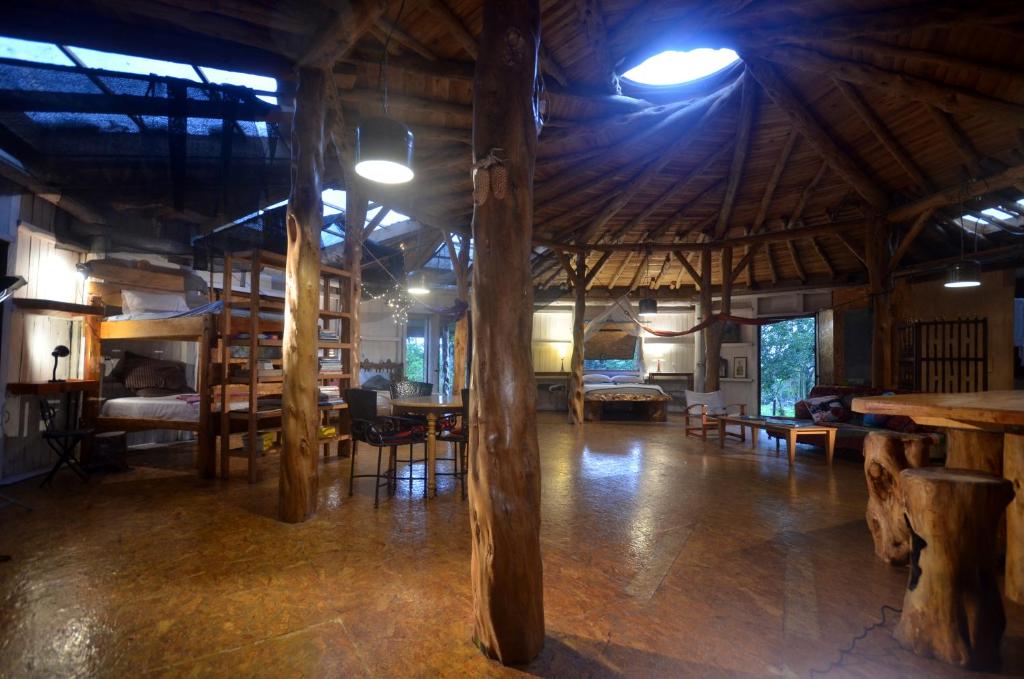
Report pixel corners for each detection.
[582,374,612,384]
[122,289,189,314]
[611,374,642,384]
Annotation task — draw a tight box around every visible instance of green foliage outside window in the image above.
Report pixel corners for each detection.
[759,317,816,416]
[405,337,425,381]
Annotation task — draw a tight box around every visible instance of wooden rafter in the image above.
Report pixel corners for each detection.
[606,251,634,290]
[298,0,385,67]
[758,45,1024,129]
[890,208,938,271]
[572,0,617,93]
[375,15,437,60]
[584,251,613,287]
[627,253,650,291]
[926,106,985,179]
[809,237,836,277]
[715,74,757,237]
[833,78,933,192]
[887,163,1024,222]
[674,250,702,289]
[745,58,889,209]
[835,231,867,268]
[650,253,672,289]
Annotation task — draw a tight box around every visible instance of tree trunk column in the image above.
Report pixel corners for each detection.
[865,220,892,389]
[469,0,545,665]
[895,468,1013,670]
[701,248,721,392]
[279,67,325,524]
[568,252,585,425]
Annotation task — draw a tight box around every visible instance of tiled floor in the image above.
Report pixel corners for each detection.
[1,413,1021,677]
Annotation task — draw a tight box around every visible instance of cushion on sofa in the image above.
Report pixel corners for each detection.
[802,395,846,424]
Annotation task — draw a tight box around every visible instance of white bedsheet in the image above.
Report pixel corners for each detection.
[583,383,667,397]
[101,395,201,422]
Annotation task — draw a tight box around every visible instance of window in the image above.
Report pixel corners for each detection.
[621,48,739,86]
[584,358,638,372]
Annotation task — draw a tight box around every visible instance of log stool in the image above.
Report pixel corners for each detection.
[894,468,1013,670]
[863,431,932,564]
[1006,434,1024,604]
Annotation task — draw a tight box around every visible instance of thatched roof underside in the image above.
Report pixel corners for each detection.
[3,0,1023,293]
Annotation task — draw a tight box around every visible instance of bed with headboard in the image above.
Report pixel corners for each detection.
[359,359,404,414]
[581,374,671,422]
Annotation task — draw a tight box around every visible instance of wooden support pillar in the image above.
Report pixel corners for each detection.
[864,219,892,388]
[279,67,326,524]
[445,233,471,392]
[1005,433,1024,604]
[701,248,720,392]
[469,0,545,665]
[568,251,585,425]
[344,185,368,375]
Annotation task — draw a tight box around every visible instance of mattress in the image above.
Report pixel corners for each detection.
[583,383,668,399]
[100,395,202,422]
[105,300,284,323]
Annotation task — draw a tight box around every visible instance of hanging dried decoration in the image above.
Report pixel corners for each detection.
[472,149,507,205]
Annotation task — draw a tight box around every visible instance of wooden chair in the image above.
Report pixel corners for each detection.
[38,398,91,487]
[684,390,746,440]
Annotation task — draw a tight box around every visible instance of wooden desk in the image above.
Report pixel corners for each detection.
[853,390,1024,603]
[6,380,100,396]
[390,394,462,497]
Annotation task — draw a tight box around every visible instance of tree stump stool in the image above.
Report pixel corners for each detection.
[863,431,932,564]
[894,468,1013,670]
[1005,433,1024,604]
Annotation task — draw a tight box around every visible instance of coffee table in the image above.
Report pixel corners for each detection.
[717,415,837,465]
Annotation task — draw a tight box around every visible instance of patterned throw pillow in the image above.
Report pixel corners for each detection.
[802,395,845,424]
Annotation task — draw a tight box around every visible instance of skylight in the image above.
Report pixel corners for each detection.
[621,48,739,86]
[981,207,1013,221]
[67,46,202,81]
[0,36,73,66]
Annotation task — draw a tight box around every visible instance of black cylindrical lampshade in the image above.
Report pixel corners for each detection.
[944,259,981,288]
[638,298,658,316]
[355,117,414,184]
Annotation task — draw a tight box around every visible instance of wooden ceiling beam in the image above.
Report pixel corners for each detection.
[673,251,702,290]
[606,252,635,290]
[786,161,828,229]
[650,253,672,289]
[584,251,614,288]
[715,74,756,238]
[336,88,471,118]
[925,106,985,179]
[299,0,385,67]
[753,127,797,234]
[889,208,938,271]
[572,0,618,93]
[627,253,650,292]
[572,75,743,243]
[765,244,779,285]
[809,237,836,278]
[611,144,731,243]
[419,0,478,58]
[887,163,1024,222]
[833,78,933,192]
[375,15,438,61]
[745,59,889,209]
[835,230,867,269]
[757,45,1024,129]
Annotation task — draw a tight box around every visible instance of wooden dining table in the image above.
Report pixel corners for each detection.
[852,390,1024,604]
[390,394,463,497]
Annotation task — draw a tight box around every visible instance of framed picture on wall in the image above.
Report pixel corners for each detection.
[718,357,728,378]
[733,356,748,379]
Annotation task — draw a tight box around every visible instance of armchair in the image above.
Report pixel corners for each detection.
[684,390,746,441]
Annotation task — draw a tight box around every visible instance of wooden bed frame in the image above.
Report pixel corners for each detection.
[583,392,671,422]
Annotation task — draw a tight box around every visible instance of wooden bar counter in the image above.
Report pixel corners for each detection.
[853,391,1024,603]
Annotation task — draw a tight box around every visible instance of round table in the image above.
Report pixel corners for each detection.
[390,394,463,496]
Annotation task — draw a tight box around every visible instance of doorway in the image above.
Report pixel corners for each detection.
[405,316,428,382]
[758,316,816,416]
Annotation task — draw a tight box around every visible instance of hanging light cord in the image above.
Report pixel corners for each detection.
[378,0,408,116]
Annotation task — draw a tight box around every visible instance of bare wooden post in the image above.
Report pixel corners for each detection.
[863,431,931,564]
[445,234,471,392]
[895,468,1013,670]
[469,0,545,664]
[864,219,892,388]
[1005,432,1024,604]
[702,248,721,392]
[279,67,325,524]
[568,251,585,425]
[344,185,368,377]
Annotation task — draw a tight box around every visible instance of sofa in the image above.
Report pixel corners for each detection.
[767,385,922,457]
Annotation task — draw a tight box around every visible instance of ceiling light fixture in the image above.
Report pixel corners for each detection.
[945,189,982,289]
[354,1,413,184]
[407,272,429,296]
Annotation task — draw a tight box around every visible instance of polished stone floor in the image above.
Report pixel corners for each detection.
[1,413,1021,678]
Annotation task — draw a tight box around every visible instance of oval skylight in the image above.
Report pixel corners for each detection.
[621,48,740,86]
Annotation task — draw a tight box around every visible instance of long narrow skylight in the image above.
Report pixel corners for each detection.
[199,66,277,104]
[66,46,202,81]
[0,36,74,66]
[981,207,1013,221]
[621,48,739,86]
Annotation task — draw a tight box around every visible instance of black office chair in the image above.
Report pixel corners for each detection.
[438,389,470,500]
[345,388,425,507]
[39,398,91,487]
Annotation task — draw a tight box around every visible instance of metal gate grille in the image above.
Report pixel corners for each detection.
[896,318,988,393]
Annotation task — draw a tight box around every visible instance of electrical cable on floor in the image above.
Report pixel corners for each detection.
[808,604,902,676]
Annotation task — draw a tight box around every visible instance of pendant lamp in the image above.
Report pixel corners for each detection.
[944,195,982,289]
[407,272,429,296]
[944,259,981,288]
[354,2,414,184]
[355,117,414,184]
